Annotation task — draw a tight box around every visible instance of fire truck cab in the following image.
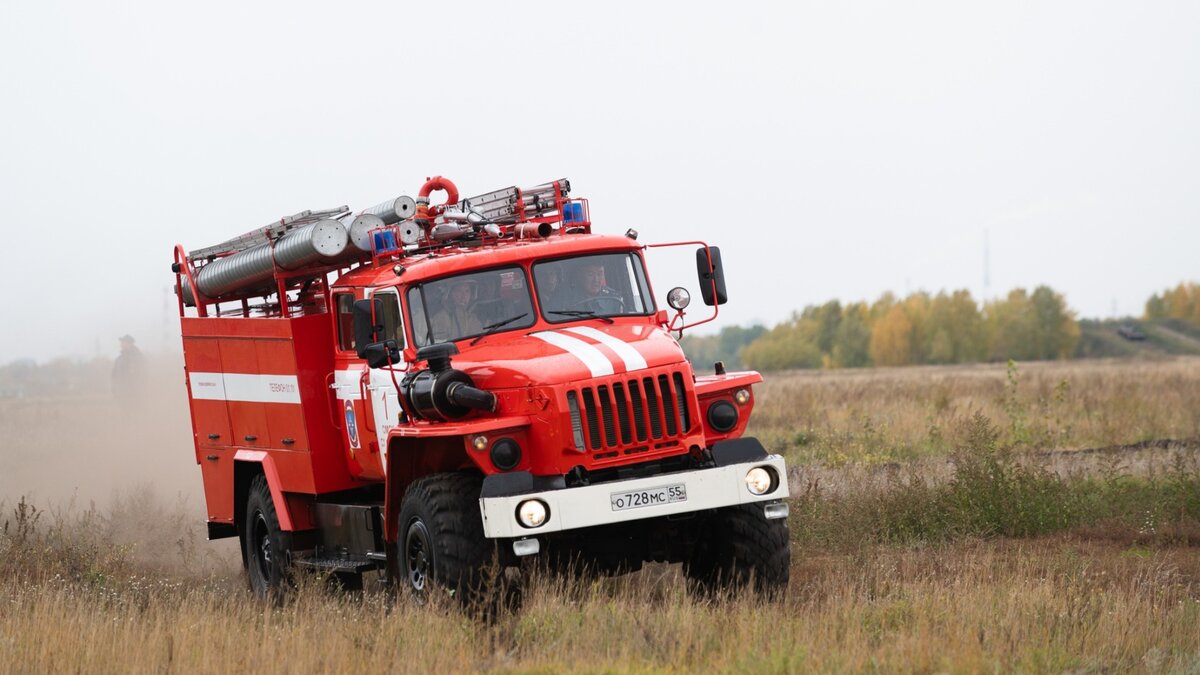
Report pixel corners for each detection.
[173,177,790,605]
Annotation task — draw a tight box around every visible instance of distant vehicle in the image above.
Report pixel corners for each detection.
[1117,324,1147,341]
[171,175,791,607]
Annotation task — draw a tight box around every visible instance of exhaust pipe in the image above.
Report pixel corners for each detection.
[515,222,552,238]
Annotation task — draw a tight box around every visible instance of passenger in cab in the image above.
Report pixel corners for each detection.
[431,279,482,341]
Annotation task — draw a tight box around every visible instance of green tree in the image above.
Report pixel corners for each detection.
[985,289,1036,361]
[804,300,843,356]
[1029,285,1079,359]
[901,292,932,364]
[925,290,985,363]
[741,313,824,371]
[985,287,1078,361]
[679,324,766,369]
[1145,293,1167,320]
[869,291,898,323]
[831,302,871,368]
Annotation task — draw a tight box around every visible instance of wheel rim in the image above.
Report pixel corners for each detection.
[404,519,433,592]
[252,511,272,581]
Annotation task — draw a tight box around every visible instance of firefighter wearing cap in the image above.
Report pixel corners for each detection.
[112,334,145,402]
[431,279,483,342]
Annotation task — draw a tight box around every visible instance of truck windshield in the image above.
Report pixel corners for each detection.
[408,266,536,347]
[533,252,655,322]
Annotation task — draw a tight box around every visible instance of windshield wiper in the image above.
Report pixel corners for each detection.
[470,313,529,345]
[545,309,615,324]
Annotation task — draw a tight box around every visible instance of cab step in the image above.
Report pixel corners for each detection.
[292,556,380,574]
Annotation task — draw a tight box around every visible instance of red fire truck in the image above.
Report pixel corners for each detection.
[172,176,790,604]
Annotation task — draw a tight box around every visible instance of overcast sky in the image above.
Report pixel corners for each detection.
[1,1,1197,361]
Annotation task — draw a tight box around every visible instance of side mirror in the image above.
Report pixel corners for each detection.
[353,298,400,367]
[361,340,400,369]
[695,246,728,306]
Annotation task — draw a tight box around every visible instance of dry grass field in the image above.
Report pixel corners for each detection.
[2,356,1199,672]
[751,357,1200,465]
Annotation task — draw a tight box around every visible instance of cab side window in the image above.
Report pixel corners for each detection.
[375,291,405,348]
[335,293,356,351]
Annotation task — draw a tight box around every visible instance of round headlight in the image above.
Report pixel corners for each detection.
[471,435,489,451]
[667,287,691,310]
[707,400,739,433]
[734,388,751,406]
[745,466,775,495]
[517,499,548,528]
[490,438,521,471]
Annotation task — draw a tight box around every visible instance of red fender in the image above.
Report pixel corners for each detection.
[233,449,298,531]
[693,371,763,397]
[381,416,533,543]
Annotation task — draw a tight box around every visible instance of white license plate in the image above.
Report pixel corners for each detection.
[610,484,687,511]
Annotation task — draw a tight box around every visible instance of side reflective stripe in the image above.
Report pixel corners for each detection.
[188,372,301,404]
[189,372,226,400]
[530,331,615,378]
[563,326,648,372]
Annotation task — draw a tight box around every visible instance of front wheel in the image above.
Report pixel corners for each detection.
[243,474,292,598]
[684,504,790,599]
[397,472,519,614]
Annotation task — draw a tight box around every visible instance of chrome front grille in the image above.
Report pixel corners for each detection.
[567,371,692,455]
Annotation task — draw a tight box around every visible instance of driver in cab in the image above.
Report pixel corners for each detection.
[432,279,482,341]
[575,262,623,313]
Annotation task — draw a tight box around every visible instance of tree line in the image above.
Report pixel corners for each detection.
[682,286,1080,371]
[1145,282,1200,324]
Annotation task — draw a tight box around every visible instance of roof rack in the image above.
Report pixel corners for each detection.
[188,206,350,261]
[173,176,590,319]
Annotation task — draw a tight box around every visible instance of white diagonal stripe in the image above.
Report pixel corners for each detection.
[530,331,615,377]
[563,326,647,373]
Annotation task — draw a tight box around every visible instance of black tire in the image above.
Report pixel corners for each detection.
[397,472,518,614]
[684,504,790,599]
[243,475,292,598]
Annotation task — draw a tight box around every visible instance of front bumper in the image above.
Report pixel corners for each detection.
[478,455,789,539]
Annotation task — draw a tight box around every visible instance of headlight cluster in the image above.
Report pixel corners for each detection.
[707,400,739,432]
[490,438,521,471]
[472,434,522,471]
[706,389,752,434]
[517,499,549,528]
[744,466,778,495]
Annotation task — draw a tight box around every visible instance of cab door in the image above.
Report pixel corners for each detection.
[331,290,382,479]
[365,288,408,462]
[331,288,407,480]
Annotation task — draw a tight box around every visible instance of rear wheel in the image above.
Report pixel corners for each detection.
[684,504,789,599]
[397,472,519,614]
[243,475,292,598]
